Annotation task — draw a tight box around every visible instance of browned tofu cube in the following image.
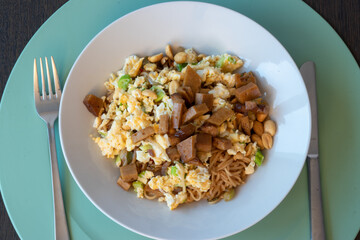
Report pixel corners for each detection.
[183,66,202,94]
[174,124,196,141]
[206,107,234,126]
[195,93,214,110]
[213,137,232,150]
[117,177,131,191]
[235,72,256,88]
[177,135,197,163]
[195,133,212,152]
[171,102,186,129]
[131,126,155,143]
[166,146,181,162]
[182,104,209,124]
[235,82,261,104]
[159,114,169,134]
[119,163,138,182]
[168,135,181,146]
[83,94,104,116]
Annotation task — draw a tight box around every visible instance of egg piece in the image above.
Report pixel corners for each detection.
[185,167,211,192]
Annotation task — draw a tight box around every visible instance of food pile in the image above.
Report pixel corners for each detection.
[83,45,276,210]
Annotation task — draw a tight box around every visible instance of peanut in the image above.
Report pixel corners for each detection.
[197,53,206,61]
[253,121,264,136]
[261,133,273,149]
[142,89,157,100]
[165,44,174,60]
[264,120,276,136]
[245,143,252,157]
[174,52,187,63]
[161,56,169,65]
[168,80,180,95]
[148,53,163,63]
[143,63,157,72]
[251,134,264,149]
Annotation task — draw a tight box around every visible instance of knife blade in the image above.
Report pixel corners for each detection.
[300,61,326,240]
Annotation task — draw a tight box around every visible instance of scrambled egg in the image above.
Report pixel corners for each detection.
[90,49,265,210]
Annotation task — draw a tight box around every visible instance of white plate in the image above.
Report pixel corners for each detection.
[59,2,311,239]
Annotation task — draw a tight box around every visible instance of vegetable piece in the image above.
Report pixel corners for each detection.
[161,161,171,176]
[234,82,261,104]
[117,177,131,191]
[171,102,186,129]
[150,86,166,102]
[174,124,196,141]
[213,137,232,150]
[147,149,155,157]
[182,104,209,124]
[166,146,181,162]
[195,133,212,152]
[83,94,103,116]
[195,93,214,110]
[115,155,122,167]
[140,144,153,152]
[118,74,131,90]
[120,163,138,182]
[206,107,234,126]
[125,152,134,165]
[224,188,235,201]
[176,63,188,71]
[132,181,144,192]
[254,150,264,166]
[170,166,178,176]
[131,126,155,143]
[177,135,197,163]
[98,130,107,137]
[159,114,169,134]
[183,65,202,94]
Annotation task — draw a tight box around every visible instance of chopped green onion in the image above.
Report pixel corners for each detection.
[138,171,146,178]
[140,144,153,152]
[228,57,236,64]
[191,62,198,65]
[98,131,107,137]
[254,150,264,166]
[215,55,226,68]
[170,166,178,176]
[216,55,236,68]
[224,188,235,201]
[176,63,188,72]
[118,74,131,90]
[126,151,134,164]
[150,86,165,102]
[115,155,121,167]
[132,181,144,192]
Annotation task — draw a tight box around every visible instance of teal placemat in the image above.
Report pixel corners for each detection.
[0,0,359,239]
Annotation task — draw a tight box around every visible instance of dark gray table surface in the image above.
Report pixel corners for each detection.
[0,0,359,239]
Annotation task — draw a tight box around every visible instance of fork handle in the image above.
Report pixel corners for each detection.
[47,122,70,240]
[307,156,326,240]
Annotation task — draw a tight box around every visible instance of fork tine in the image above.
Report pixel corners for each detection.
[45,57,53,99]
[33,59,40,99]
[39,58,46,100]
[51,56,61,98]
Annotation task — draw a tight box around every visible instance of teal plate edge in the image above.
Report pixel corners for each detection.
[0,0,359,240]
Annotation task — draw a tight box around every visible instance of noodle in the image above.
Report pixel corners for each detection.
[206,150,248,201]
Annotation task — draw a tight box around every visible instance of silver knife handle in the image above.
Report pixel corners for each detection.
[307,156,326,240]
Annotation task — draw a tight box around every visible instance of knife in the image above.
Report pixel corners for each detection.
[300,61,326,240]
